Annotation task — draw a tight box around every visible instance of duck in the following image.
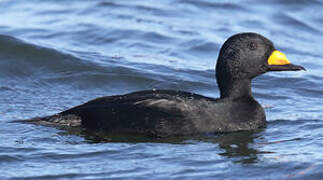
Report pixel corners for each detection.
[24,32,305,137]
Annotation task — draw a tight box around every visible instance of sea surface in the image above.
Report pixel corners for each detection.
[0,0,322,179]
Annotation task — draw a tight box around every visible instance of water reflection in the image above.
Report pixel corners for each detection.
[60,127,271,164]
[213,131,270,164]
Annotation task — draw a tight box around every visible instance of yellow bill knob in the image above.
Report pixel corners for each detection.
[268,50,291,65]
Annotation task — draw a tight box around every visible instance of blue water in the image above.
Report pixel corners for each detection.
[0,0,322,179]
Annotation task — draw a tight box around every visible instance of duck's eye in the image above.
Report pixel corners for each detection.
[249,42,257,50]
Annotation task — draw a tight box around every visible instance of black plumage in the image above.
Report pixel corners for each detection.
[23,32,305,137]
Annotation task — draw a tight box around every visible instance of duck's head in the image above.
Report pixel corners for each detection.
[216,32,305,98]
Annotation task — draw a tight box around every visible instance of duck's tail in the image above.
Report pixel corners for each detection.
[12,114,82,127]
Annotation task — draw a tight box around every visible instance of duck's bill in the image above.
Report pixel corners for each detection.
[268,64,306,71]
[267,50,306,71]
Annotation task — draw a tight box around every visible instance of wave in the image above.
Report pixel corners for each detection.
[0,34,215,94]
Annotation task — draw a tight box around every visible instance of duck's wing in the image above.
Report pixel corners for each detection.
[21,90,213,137]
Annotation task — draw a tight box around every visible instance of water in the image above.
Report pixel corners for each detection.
[0,0,322,179]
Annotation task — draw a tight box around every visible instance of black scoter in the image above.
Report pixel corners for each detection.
[24,32,305,137]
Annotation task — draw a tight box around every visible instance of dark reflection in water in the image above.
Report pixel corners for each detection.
[214,131,271,164]
[61,126,269,164]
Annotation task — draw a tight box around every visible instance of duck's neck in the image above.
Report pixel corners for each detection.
[219,78,253,99]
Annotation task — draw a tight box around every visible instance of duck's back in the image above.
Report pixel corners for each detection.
[28,90,266,137]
